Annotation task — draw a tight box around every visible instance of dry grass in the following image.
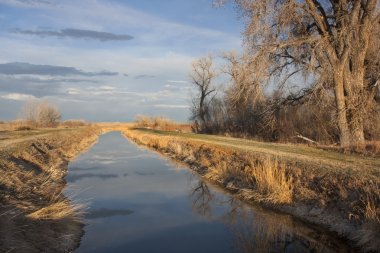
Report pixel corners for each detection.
[27,199,85,221]
[0,126,100,253]
[364,141,380,156]
[122,127,380,252]
[247,158,293,204]
[134,115,191,132]
[0,120,35,131]
[354,194,380,252]
[61,119,90,128]
[123,129,294,205]
[363,194,380,223]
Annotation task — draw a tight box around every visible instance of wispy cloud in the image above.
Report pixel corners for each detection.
[153,104,189,109]
[11,28,134,42]
[0,62,119,76]
[99,85,115,91]
[167,80,189,84]
[66,88,80,95]
[0,0,56,7]
[3,76,99,84]
[134,74,155,79]
[0,0,241,121]
[1,92,36,100]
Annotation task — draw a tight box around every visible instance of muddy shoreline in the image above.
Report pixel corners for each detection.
[123,129,379,253]
[0,127,101,253]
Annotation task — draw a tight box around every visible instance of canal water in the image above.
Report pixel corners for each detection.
[66,132,352,253]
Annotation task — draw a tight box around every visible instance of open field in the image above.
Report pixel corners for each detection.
[122,126,380,252]
[0,126,101,253]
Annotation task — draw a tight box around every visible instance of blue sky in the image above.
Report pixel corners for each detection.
[0,0,242,122]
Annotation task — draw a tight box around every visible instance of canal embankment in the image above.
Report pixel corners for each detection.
[0,126,101,253]
[67,131,354,253]
[123,128,380,253]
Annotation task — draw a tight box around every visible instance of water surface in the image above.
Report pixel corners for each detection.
[66,132,352,253]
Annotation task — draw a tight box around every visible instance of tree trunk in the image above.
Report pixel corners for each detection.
[352,123,365,147]
[334,70,351,148]
[344,51,367,148]
[347,75,366,148]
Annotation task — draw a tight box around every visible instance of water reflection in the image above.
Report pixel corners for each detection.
[67,132,353,253]
[66,173,118,183]
[70,166,104,171]
[190,181,213,218]
[134,171,157,176]
[86,208,134,219]
[188,177,351,253]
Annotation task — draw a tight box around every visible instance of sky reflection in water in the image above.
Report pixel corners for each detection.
[66,132,352,253]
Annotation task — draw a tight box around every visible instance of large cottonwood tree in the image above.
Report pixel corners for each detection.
[217,0,380,147]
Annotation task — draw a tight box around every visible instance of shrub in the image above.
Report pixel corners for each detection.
[20,101,61,127]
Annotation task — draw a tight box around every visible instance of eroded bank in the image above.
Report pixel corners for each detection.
[0,127,101,253]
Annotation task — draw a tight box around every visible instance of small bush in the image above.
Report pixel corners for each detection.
[20,101,61,128]
[15,126,33,131]
[134,115,188,131]
[0,120,33,131]
[61,120,89,128]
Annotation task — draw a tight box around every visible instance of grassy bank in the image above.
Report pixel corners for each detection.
[123,128,380,252]
[0,126,101,253]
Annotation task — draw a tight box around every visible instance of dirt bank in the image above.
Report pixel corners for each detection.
[0,126,101,253]
[123,128,380,253]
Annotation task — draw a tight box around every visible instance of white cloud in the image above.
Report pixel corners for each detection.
[0,0,56,8]
[0,38,193,79]
[1,92,36,100]
[67,88,80,95]
[167,80,189,84]
[99,85,115,90]
[0,0,241,121]
[153,104,189,109]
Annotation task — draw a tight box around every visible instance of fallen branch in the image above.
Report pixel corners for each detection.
[294,133,319,145]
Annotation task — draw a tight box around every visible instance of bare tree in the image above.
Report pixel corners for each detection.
[20,100,41,126]
[223,52,265,133]
[38,102,61,127]
[190,55,217,132]
[20,101,61,127]
[217,0,380,148]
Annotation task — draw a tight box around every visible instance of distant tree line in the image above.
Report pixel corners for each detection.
[190,0,380,148]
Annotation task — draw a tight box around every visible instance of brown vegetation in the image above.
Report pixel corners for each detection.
[0,126,100,253]
[192,0,380,150]
[134,114,191,132]
[0,120,36,131]
[123,128,380,252]
[61,119,91,128]
[20,100,62,128]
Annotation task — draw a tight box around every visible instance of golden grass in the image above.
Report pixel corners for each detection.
[122,127,380,252]
[0,120,34,131]
[134,115,191,132]
[247,158,293,204]
[27,199,85,221]
[123,129,293,204]
[0,126,100,253]
[60,119,90,128]
[354,194,380,252]
[363,194,380,223]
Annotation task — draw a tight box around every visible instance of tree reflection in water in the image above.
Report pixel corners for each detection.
[188,175,353,253]
[191,181,213,218]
